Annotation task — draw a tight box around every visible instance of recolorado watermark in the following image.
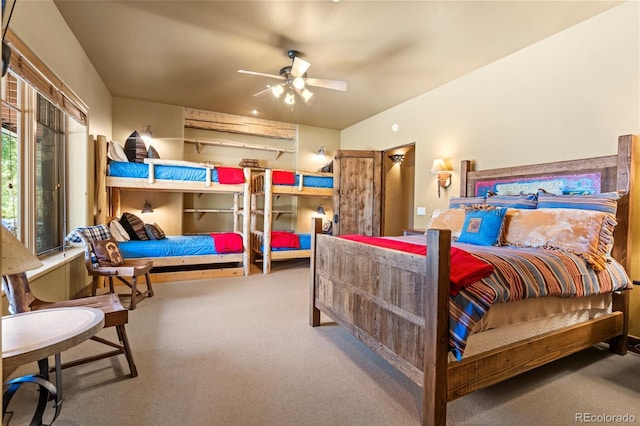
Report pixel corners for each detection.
[575,413,637,423]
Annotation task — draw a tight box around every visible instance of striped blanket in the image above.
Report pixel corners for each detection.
[387,235,631,360]
[450,243,630,360]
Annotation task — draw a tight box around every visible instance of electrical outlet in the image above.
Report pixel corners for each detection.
[416,207,426,216]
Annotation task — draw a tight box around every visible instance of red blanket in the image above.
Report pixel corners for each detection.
[339,235,494,295]
[271,231,301,249]
[272,170,296,185]
[217,167,244,184]
[210,232,243,253]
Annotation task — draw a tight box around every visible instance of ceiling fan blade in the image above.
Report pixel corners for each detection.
[291,57,311,78]
[305,78,347,92]
[253,86,273,97]
[238,69,284,80]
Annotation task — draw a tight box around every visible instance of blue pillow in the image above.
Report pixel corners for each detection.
[458,207,507,246]
[486,193,537,209]
[536,191,619,215]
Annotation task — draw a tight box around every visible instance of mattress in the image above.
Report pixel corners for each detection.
[118,235,222,258]
[109,161,221,183]
[458,294,611,359]
[263,233,312,252]
[276,175,333,188]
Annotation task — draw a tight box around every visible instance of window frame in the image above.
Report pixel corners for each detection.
[2,30,88,257]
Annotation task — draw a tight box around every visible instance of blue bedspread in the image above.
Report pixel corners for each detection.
[275,175,333,189]
[118,236,220,258]
[109,161,220,183]
[262,233,312,252]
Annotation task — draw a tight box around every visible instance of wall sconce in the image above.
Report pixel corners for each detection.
[316,204,326,216]
[141,200,154,214]
[431,159,452,198]
[388,153,405,164]
[140,125,152,143]
[316,146,326,159]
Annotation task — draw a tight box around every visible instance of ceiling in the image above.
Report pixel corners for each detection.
[53,1,619,130]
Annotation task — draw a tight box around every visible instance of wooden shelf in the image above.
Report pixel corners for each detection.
[184,208,236,221]
[184,138,294,159]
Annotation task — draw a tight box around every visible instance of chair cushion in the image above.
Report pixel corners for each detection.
[92,238,125,267]
[120,212,149,241]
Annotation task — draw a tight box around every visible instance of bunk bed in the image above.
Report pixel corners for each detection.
[309,134,637,426]
[94,135,251,282]
[250,168,333,274]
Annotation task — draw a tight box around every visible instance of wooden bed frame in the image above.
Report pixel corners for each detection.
[251,168,332,274]
[94,135,252,281]
[309,134,636,426]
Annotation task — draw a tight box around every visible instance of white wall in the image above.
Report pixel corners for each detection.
[341,1,639,226]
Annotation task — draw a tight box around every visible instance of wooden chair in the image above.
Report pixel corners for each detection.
[1,273,138,378]
[73,226,154,310]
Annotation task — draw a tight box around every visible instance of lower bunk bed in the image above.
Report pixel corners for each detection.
[118,233,247,283]
[309,134,636,425]
[250,230,314,270]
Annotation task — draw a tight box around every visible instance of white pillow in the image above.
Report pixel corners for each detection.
[109,219,130,242]
[108,141,129,162]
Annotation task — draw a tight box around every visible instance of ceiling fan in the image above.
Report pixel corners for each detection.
[238,50,347,105]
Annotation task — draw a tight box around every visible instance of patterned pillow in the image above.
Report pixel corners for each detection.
[457,206,507,246]
[448,196,486,209]
[147,145,160,159]
[92,238,125,267]
[486,193,537,209]
[426,208,466,240]
[144,223,166,240]
[502,208,617,271]
[120,212,149,241]
[66,224,112,244]
[536,191,620,216]
[124,131,147,163]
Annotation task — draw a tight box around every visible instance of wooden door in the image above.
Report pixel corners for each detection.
[333,150,383,236]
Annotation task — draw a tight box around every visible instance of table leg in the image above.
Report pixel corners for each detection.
[2,358,62,426]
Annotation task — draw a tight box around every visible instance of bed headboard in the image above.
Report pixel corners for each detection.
[460,134,637,272]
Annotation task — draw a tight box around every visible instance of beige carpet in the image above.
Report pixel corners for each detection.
[4,261,639,425]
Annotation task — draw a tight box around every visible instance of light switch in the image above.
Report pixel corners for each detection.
[417,207,426,216]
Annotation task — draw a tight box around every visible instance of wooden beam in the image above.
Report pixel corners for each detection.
[184,108,297,140]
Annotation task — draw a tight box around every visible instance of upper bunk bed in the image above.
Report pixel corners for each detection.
[249,168,333,274]
[309,134,637,425]
[251,168,333,198]
[93,135,252,280]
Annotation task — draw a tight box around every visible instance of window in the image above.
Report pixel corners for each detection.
[2,74,70,256]
[35,94,65,254]
[2,30,88,258]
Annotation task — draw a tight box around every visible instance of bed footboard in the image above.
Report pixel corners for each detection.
[310,225,451,425]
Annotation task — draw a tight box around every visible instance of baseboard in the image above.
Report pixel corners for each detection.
[628,335,640,355]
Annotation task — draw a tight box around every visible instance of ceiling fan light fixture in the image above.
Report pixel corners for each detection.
[300,88,314,102]
[271,84,284,98]
[284,92,295,105]
[292,76,305,90]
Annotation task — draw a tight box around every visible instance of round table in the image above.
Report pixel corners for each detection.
[2,307,105,424]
